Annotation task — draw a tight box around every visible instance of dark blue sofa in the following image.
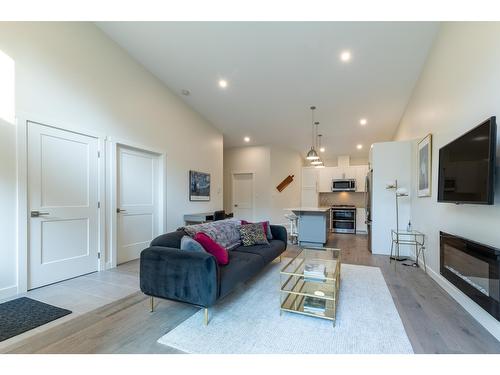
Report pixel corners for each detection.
[140,225,287,324]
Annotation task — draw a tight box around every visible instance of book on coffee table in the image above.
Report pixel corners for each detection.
[304,262,326,282]
[303,296,326,315]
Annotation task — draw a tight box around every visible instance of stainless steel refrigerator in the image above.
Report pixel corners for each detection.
[365,168,373,252]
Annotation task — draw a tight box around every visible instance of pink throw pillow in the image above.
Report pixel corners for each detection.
[194,232,229,265]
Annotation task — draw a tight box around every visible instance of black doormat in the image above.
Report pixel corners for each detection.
[0,297,72,342]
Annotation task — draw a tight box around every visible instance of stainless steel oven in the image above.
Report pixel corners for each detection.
[332,179,356,192]
[331,206,356,234]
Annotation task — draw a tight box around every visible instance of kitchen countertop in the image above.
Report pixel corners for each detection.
[285,207,331,213]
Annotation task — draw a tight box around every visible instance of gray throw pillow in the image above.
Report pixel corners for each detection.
[180,235,206,252]
[238,223,269,247]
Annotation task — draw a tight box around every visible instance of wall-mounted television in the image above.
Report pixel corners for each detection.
[438,117,497,205]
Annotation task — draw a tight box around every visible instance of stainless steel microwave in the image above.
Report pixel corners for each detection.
[332,179,356,192]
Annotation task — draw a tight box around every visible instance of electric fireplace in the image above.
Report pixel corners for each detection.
[440,231,500,321]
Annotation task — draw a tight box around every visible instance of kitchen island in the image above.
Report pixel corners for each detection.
[286,207,330,247]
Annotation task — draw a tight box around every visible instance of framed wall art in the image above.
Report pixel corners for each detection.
[417,134,432,197]
[189,170,211,201]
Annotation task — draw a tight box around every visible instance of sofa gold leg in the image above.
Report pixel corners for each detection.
[204,308,209,325]
[150,296,154,312]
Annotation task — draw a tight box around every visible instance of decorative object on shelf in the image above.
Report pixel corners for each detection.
[385,179,409,262]
[189,170,210,201]
[417,133,432,197]
[276,175,294,192]
[306,106,320,160]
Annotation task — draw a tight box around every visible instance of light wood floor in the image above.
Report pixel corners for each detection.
[2,234,500,354]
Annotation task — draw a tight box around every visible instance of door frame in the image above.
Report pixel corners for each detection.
[16,112,106,293]
[231,171,255,222]
[108,138,166,269]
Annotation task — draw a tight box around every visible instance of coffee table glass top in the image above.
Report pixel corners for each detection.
[281,247,341,282]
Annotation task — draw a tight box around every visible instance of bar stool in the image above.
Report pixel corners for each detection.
[285,213,299,245]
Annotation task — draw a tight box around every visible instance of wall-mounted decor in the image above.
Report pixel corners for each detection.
[417,134,432,197]
[276,175,294,192]
[189,170,210,201]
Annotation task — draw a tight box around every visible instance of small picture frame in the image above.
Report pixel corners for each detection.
[189,170,211,201]
[417,134,432,197]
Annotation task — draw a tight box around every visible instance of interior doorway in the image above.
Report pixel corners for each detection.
[27,121,100,289]
[231,172,254,221]
[116,145,162,265]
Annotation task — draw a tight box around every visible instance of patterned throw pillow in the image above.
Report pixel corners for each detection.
[238,223,269,247]
[183,219,242,250]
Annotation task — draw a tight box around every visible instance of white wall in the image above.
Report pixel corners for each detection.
[224,145,303,224]
[370,141,412,255]
[394,22,500,339]
[0,118,17,298]
[0,22,223,298]
[270,146,304,224]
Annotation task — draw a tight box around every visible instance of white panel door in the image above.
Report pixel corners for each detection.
[28,122,99,289]
[117,146,159,264]
[232,173,254,221]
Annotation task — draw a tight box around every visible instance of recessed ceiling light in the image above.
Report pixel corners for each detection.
[320,147,325,153]
[340,50,352,62]
[218,79,228,88]
[360,118,367,126]
[357,144,363,150]
[244,136,250,142]
[180,89,191,96]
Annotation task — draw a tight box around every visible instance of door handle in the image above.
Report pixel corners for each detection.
[31,210,50,217]
[116,208,127,213]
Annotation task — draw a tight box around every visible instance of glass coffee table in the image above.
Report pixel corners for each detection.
[280,247,341,326]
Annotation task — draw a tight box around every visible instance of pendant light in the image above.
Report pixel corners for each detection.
[306,106,319,160]
[311,125,323,165]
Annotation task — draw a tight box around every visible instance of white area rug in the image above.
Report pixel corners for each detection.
[158,261,414,354]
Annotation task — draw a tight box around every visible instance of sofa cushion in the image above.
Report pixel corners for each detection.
[238,223,269,246]
[195,232,229,265]
[233,240,285,264]
[183,219,242,250]
[218,251,265,298]
[150,230,185,249]
[180,235,205,252]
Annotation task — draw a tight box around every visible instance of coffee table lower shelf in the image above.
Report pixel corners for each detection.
[280,291,338,326]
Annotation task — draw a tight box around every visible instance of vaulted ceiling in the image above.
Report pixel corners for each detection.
[97,22,439,160]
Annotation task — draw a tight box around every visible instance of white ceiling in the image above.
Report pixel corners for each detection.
[97,22,439,159]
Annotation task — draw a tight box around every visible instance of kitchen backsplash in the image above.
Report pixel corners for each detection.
[319,192,366,208]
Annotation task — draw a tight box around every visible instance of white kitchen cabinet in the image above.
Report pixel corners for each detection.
[316,164,370,193]
[318,167,335,192]
[355,165,370,192]
[301,167,318,207]
[331,166,345,180]
[356,208,367,233]
[343,166,356,179]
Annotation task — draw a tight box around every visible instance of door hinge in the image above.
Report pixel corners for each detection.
[97,201,101,209]
[97,252,101,259]
[97,151,101,158]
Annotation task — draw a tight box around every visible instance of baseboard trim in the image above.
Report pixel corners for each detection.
[0,285,18,301]
[425,265,500,341]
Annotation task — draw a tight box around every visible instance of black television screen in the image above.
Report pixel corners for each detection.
[438,117,497,204]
